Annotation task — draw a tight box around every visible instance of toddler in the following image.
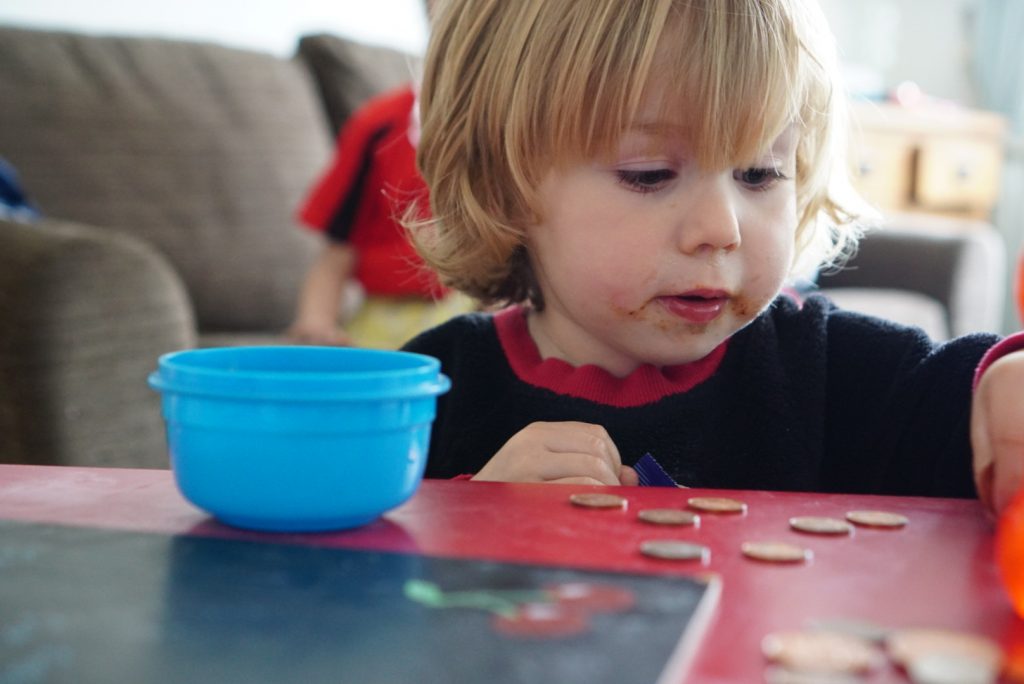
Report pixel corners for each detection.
[288,0,471,349]
[402,0,1024,513]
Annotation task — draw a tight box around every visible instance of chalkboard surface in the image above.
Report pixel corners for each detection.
[0,520,717,684]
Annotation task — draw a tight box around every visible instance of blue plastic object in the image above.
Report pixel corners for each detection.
[148,346,450,532]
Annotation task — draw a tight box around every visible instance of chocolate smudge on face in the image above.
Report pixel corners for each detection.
[620,302,708,334]
[616,295,763,334]
[729,296,756,319]
[611,302,645,319]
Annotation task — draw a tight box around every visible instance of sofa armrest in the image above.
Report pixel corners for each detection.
[0,218,196,467]
[817,220,1006,337]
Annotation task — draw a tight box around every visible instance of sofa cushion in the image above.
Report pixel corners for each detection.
[819,288,950,341]
[0,217,194,467]
[816,219,1006,337]
[297,33,419,134]
[0,26,331,333]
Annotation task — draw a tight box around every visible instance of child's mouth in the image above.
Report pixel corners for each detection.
[659,290,729,324]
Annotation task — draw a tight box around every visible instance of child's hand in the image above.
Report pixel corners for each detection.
[972,350,1024,514]
[472,421,639,486]
[286,318,353,346]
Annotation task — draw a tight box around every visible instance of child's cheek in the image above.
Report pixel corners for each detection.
[728,296,761,320]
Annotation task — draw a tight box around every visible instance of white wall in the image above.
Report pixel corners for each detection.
[820,0,981,105]
[0,0,430,56]
[0,1,981,106]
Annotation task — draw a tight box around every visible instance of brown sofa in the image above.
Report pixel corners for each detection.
[0,25,1007,469]
[817,214,1006,341]
[0,26,413,467]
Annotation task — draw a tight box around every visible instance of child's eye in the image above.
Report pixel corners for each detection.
[616,169,676,193]
[734,167,787,191]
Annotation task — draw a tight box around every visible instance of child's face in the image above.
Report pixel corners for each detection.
[527,93,798,376]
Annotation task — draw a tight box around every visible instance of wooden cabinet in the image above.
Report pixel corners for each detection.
[849,102,1007,219]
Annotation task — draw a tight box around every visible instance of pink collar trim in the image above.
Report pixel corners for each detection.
[493,306,727,408]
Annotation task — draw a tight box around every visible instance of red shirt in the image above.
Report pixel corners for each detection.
[299,85,445,299]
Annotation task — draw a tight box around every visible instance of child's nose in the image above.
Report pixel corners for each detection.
[675,178,741,255]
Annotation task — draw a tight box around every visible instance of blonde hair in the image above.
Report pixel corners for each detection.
[411,0,868,308]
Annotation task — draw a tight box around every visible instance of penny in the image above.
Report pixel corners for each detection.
[639,540,710,562]
[741,541,812,563]
[907,652,999,684]
[637,508,700,526]
[886,629,1002,674]
[569,492,627,509]
[763,666,864,684]
[845,510,908,528]
[789,516,853,535]
[762,630,884,674]
[687,496,747,513]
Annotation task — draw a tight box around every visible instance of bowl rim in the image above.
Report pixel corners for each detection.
[149,346,450,401]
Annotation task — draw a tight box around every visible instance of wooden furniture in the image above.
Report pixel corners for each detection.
[0,464,1018,683]
[850,101,1008,220]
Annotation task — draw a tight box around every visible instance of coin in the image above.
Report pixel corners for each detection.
[639,540,710,562]
[741,541,812,563]
[845,510,908,528]
[886,629,1002,674]
[907,652,999,684]
[687,496,747,513]
[569,492,627,509]
[789,516,853,535]
[637,508,700,526]
[762,630,884,674]
[763,666,864,684]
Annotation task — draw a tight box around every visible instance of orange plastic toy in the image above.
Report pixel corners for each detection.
[997,486,1024,618]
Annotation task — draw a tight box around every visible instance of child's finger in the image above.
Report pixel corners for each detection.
[535,451,621,486]
[548,476,612,486]
[989,418,1024,514]
[972,352,1024,514]
[535,421,624,475]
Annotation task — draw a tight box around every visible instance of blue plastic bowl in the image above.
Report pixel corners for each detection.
[148,346,450,532]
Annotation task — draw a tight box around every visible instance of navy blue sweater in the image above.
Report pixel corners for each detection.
[402,295,998,497]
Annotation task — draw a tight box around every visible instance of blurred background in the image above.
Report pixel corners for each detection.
[2,0,1022,469]
[0,0,1021,333]
[0,0,431,55]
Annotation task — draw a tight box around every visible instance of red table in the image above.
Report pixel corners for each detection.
[0,464,1020,683]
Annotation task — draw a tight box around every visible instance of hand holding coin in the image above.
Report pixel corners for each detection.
[473,421,636,485]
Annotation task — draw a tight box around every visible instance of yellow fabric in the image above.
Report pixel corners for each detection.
[346,292,476,349]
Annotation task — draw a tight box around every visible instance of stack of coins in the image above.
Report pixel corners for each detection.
[741,542,812,564]
[887,629,1002,684]
[638,540,711,563]
[761,629,885,678]
[568,492,627,510]
[637,508,699,526]
[687,496,747,514]
[846,510,908,528]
